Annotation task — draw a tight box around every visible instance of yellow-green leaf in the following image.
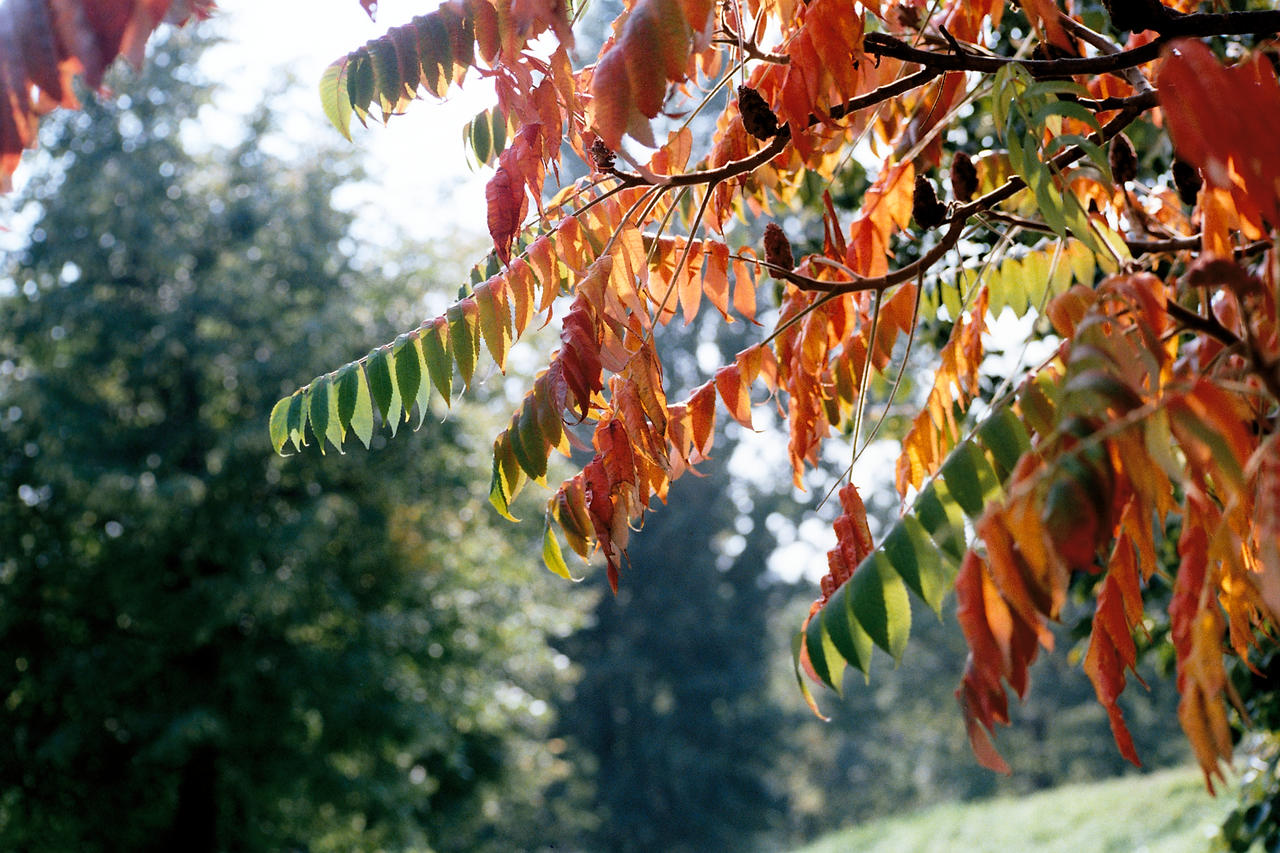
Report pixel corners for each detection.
[421,319,453,407]
[475,281,510,372]
[411,335,432,430]
[351,365,375,448]
[269,395,293,455]
[319,57,354,141]
[488,431,526,521]
[449,299,480,389]
[939,440,1002,517]
[542,524,574,580]
[325,374,345,453]
[286,390,308,451]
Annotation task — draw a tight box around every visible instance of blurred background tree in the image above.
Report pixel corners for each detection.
[0,32,586,853]
[553,450,798,852]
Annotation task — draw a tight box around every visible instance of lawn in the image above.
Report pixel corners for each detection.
[795,766,1233,853]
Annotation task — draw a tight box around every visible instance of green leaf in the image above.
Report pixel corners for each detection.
[366,346,395,426]
[489,107,508,158]
[421,320,453,407]
[347,50,375,127]
[939,439,1002,517]
[286,390,307,451]
[308,376,330,455]
[1046,135,1111,179]
[542,524,574,580]
[1021,79,1088,102]
[533,381,563,453]
[881,515,954,616]
[847,552,912,663]
[822,579,874,676]
[269,395,293,455]
[319,57,354,141]
[351,365,375,448]
[336,363,359,435]
[976,406,1031,480]
[393,334,421,423]
[1028,99,1102,136]
[805,609,838,691]
[470,111,492,164]
[511,402,547,480]
[915,478,967,564]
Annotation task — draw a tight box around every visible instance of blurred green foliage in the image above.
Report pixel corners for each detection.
[0,33,584,853]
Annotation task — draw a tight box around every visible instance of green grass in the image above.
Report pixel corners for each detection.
[794,766,1234,853]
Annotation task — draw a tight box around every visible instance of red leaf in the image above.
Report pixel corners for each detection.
[0,0,211,189]
[1083,570,1142,766]
[596,418,636,488]
[469,0,501,64]
[1159,38,1280,225]
[485,166,526,264]
[812,483,873,607]
[589,0,706,148]
[589,47,632,152]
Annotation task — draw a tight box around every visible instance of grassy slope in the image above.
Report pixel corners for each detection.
[795,766,1233,853]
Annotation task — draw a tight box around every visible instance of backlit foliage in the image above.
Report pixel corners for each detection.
[8,0,1280,791]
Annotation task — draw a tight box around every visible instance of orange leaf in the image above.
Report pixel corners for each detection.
[677,240,704,325]
[702,240,732,319]
[687,380,717,457]
[715,363,753,429]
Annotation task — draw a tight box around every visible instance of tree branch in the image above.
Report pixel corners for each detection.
[1146,8,1280,38]
[606,125,792,189]
[775,218,968,294]
[1163,299,1241,348]
[827,67,943,122]
[863,32,1166,78]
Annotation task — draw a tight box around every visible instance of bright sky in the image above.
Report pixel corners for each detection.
[203,0,494,246]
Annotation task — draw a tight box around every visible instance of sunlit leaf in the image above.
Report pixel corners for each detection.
[848,553,912,663]
[542,524,575,580]
[319,58,354,140]
[269,394,293,455]
[881,516,954,616]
